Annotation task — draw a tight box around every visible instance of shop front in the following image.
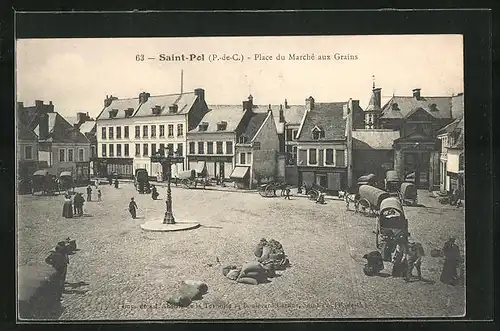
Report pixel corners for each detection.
[230,166,250,189]
[187,155,233,180]
[96,158,134,179]
[297,166,347,193]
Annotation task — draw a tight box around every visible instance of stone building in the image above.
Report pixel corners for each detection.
[95,89,209,179]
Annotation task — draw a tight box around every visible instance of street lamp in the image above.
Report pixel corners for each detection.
[150,145,184,224]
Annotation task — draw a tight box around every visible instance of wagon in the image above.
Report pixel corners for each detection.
[344,174,377,212]
[400,182,418,206]
[357,173,377,186]
[178,169,207,189]
[385,170,400,195]
[31,170,58,195]
[58,171,75,193]
[258,182,288,198]
[305,182,328,201]
[357,185,391,216]
[375,197,409,250]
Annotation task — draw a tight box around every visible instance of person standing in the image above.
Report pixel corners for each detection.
[440,237,462,285]
[97,189,102,201]
[129,197,138,219]
[74,193,85,216]
[86,185,92,202]
[62,195,73,218]
[114,178,119,189]
[284,186,291,200]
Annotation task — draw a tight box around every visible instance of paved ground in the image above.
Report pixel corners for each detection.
[17,183,465,320]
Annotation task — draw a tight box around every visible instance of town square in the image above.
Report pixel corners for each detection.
[16,35,465,320]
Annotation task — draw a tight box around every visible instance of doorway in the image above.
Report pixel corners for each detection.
[315,173,328,188]
[403,152,430,188]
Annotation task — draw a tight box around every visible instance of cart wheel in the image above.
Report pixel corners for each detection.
[358,198,370,214]
[258,188,266,197]
[308,190,318,201]
[181,179,190,188]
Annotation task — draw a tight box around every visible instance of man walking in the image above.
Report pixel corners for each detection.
[86,185,92,202]
[284,186,291,200]
[97,188,102,201]
[129,197,138,219]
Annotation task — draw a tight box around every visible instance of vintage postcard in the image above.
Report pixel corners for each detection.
[16,34,465,320]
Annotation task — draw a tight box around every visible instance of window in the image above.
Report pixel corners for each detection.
[91,145,96,157]
[109,127,114,139]
[292,130,298,140]
[226,141,233,154]
[216,141,223,154]
[168,124,174,137]
[79,148,84,161]
[116,126,121,139]
[151,125,156,138]
[135,144,140,156]
[159,143,165,155]
[239,136,247,143]
[135,126,140,138]
[459,152,464,171]
[167,143,174,155]
[336,149,345,167]
[325,149,334,165]
[247,152,252,164]
[116,144,121,157]
[25,146,33,159]
[198,142,204,154]
[207,142,214,154]
[124,126,129,138]
[286,129,293,141]
[312,128,324,140]
[159,125,165,137]
[189,142,195,154]
[143,125,148,138]
[68,149,74,162]
[177,124,183,137]
[240,152,246,164]
[109,144,114,157]
[124,144,129,156]
[177,143,183,156]
[143,144,148,156]
[102,127,107,139]
[308,149,317,164]
[253,142,261,150]
[101,145,107,157]
[151,143,157,155]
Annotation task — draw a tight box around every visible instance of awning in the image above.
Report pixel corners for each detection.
[60,171,72,177]
[230,166,249,179]
[195,161,206,174]
[33,169,49,176]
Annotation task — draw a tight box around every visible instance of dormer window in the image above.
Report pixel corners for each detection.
[108,108,118,119]
[429,103,438,111]
[169,104,178,113]
[391,103,400,110]
[198,122,209,132]
[124,108,134,118]
[239,136,248,144]
[311,126,325,140]
[152,105,162,115]
[217,121,227,131]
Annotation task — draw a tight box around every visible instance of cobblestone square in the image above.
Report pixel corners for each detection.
[17,183,465,320]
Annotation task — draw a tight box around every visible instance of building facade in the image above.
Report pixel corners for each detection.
[295,97,351,193]
[437,115,464,193]
[95,89,208,179]
[16,121,39,183]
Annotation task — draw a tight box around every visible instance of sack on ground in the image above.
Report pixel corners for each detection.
[236,277,259,285]
[241,262,265,274]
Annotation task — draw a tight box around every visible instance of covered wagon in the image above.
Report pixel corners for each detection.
[178,169,207,189]
[358,185,391,216]
[375,197,409,251]
[58,171,75,193]
[400,182,418,206]
[385,170,400,195]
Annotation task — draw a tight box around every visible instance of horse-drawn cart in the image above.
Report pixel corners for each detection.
[58,171,75,193]
[400,182,418,206]
[357,185,391,216]
[375,197,409,251]
[304,182,328,201]
[258,182,287,198]
[178,169,207,189]
[31,169,58,195]
[385,170,400,196]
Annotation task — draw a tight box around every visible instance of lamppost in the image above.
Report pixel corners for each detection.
[150,145,184,224]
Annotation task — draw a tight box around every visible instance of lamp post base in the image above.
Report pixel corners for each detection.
[163,212,176,225]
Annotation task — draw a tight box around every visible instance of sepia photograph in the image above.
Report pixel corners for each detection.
[16,34,466,320]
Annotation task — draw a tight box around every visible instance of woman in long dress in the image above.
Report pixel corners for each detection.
[440,237,461,285]
[62,195,73,218]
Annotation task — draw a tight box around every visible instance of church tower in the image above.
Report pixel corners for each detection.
[364,77,382,129]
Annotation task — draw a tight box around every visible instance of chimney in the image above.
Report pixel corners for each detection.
[104,94,117,108]
[373,88,382,109]
[305,96,315,111]
[39,113,49,140]
[194,88,205,103]
[279,104,285,123]
[35,100,43,108]
[412,88,421,99]
[248,94,254,107]
[77,112,87,124]
[284,99,289,109]
[169,104,178,113]
[138,92,150,104]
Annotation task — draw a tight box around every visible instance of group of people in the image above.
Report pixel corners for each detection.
[62,183,103,219]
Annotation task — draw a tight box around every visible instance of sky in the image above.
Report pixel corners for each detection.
[16,35,463,119]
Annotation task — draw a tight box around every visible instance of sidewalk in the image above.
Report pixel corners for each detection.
[93,178,341,200]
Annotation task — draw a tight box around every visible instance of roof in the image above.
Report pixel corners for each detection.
[297,102,347,141]
[365,90,382,112]
[380,95,453,119]
[242,112,269,141]
[34,112,90,144]
[134,93,198,117]
[352,130,400,150]
[17,121,38,141]
[449,131,464,149]
[451,94,464,119]
[78,121,96,134]
[437,116,463,135]
[96,92,198,120]
[189,105,246,133]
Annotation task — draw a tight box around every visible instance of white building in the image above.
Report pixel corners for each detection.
[95,89,208,179]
